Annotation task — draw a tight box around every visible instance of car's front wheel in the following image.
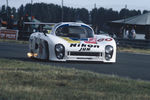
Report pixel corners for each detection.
[44,41,49,60]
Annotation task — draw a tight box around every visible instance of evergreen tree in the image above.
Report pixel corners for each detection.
[18,5,24,18]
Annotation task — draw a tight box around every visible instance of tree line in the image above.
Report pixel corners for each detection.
[0,3,149,28]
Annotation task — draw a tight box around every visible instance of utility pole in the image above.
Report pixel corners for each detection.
[31,0,33,21]
[123,4,127,38]
[124,4,127,24]
[6,0,8,23]
[94,3,97,9]
[61,0,64,22]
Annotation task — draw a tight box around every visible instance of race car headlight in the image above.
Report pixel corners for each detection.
[55,44,65,59]
[55,44,64,52]
[105,45,113,60]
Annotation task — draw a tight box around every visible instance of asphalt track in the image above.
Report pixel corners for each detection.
[0,42,150,81]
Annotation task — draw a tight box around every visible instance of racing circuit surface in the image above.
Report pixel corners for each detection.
[0,42,150,81]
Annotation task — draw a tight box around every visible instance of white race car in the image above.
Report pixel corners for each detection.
[27,22,116,63]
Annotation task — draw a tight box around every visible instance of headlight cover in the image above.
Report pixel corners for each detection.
[55,44,65,59]
[55,44,64,52]
[105,45,113,60]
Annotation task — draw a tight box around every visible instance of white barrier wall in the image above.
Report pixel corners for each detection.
[0,29,18,40]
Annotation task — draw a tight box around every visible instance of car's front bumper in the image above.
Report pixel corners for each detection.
[65,51,104,61]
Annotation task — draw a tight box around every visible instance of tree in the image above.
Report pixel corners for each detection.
[143,10,149,14]
[12,7,17,20]
[18,5,24,18]
[1,5,7,21]
[74,8,89,23]
[90,8,98,26]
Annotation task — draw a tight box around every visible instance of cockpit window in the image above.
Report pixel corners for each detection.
[55,25,94,39]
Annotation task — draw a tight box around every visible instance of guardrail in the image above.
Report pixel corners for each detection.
[116,39,150,49]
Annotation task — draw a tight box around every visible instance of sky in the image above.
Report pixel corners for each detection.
[0,0,150,11]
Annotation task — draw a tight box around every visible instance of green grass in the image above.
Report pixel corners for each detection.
[0,39,29,44]
[0,58,150,100]
[118,47,150,55]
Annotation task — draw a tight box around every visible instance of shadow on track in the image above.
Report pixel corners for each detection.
[0,56,114,65]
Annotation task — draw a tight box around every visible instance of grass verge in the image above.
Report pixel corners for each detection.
[0,58,150,100]
[0,39,28,44]
[118,47,150,55]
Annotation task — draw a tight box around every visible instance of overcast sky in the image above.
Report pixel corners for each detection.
[1,0,150,11]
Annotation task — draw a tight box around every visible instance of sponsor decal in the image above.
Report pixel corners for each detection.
[105,38,113,41]
[97,38,113,42]
[84,38,97,44]
[97,38,104,42]
[61,37,80,43]
[62,37,98,44]
[70,43,100,51]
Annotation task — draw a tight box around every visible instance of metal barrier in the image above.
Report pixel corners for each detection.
[116,39,150,49]
[18,31,32,40]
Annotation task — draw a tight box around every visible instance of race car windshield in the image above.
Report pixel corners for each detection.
[55,25,94,39]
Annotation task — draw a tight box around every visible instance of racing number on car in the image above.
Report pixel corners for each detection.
[97,38,112,42]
